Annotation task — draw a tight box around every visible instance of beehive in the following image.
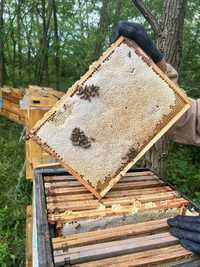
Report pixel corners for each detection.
[30,37,191,199]
[25,85,64,180]
[0,86,26,125]
[33,165,200,267]
[0,85,64,180]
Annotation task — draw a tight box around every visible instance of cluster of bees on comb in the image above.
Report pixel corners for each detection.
[70,127,95,149]
[76,84,100,102]
[122,147,138,164]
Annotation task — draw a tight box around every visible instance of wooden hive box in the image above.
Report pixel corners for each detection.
[0,86,26,125]
[26,206,32,267]
[32,165,200,267]
[24,85,64,180]
[0,85,64,180]
[29,37,191,199]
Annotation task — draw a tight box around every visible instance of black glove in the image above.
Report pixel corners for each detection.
[168,215,200,254]
[111,21,163,64]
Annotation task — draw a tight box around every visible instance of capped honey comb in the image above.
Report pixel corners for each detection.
[29,37,191,199]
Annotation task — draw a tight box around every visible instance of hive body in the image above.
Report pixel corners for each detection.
[33,165,200,267]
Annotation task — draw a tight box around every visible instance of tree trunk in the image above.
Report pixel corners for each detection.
[17,0,22,82]
[11,29,17,86]
[113,0,123,26]
[158,0,187,70]
[133,0,187,177]
[52,0,60,89]
[40,0,49,85]
[26,6,34,82]
[38,0,52,86]
[0,0,4,86]
[94,0,110,58]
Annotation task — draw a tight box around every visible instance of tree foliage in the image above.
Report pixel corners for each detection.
[0,0,199,97]
[0,0,200,265]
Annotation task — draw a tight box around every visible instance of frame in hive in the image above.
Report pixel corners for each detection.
[29,37,191,199]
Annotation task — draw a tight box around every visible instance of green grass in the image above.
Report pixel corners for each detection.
[0,117,32,267]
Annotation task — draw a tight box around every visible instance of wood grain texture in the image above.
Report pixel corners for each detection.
[34,174,54,267]
[47,191,179,213]
[53,219,169,250]
[0,86,26,125]
[26,206,32,267]
[54,232,179,265]
[25,86,63,179]
[73,245,193,267]
[46,186,174,203]
[43,171,187,224]
[48,198,188,224]
[33,167,200,267]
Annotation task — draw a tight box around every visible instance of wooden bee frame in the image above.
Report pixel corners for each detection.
[29,37,191,199]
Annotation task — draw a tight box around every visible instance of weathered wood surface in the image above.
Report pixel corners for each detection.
[26,205,32,267]
[27,85,64,108]
[32,167,200,267]
[46,186,174,203]
[43,171,187,224]
[0,85,64,127]
[72,245,194,267]
[47,191,179,214]
[53,219,169,250]
[26,108,54,180]
[34,173,54,267]
[25,86,64,180]
[54,232,179,265]
[51,218,199,266]
[0,86,26,124]
[48,198,188,224]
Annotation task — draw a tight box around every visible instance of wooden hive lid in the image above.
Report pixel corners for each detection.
[26,85,64,109]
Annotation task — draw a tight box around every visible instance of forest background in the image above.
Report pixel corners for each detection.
[0,0,200,266]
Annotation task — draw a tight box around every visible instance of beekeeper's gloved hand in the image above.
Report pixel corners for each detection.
[111,21,163,64]
[168,215,200,254]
